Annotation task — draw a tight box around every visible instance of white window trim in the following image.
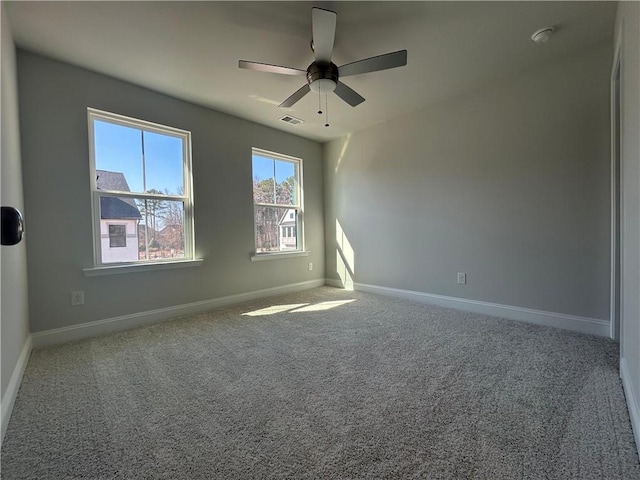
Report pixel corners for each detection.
[87,108,197,270]
[250,251,310,262]
[251,147,305,257]
[83,258,204,276]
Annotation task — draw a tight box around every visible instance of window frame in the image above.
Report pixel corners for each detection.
[251,147,305,258]
[87,108,195,268]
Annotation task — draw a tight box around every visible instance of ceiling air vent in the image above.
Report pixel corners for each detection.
[279,115,303,126]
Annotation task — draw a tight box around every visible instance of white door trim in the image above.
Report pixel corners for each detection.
[609,27,623,341]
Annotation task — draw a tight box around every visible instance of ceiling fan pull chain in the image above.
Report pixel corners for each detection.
[318,94,322,115]
[325,94,329,127]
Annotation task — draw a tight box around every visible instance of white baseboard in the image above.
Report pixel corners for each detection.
[621,358,640,458]
[354,283,610,337]
[32,279,325,348]
[1,335,32,445]
[325,278,344,288]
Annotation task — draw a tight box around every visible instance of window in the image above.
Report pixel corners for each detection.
[88,108,194,266]
[108,224,127,248]
[252,148,303,254]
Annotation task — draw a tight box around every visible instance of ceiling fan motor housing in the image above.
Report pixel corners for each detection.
[307,62,338,93]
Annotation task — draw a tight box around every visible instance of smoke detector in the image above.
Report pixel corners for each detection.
[531,27,555,44]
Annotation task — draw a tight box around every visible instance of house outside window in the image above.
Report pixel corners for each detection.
[88,108,194,266]
[251,148,303,254]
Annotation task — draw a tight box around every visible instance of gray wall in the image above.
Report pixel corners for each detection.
[1,5,30,399]
[324,43,612,321]
[17,51,324,334]
[616,0,640,451]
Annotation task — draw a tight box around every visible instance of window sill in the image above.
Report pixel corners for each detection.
[83,258,204,277]
[250,251,310,262]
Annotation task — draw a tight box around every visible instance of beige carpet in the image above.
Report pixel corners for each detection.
[2,286,639,479]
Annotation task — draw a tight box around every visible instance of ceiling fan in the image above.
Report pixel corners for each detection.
[239,7,407,114]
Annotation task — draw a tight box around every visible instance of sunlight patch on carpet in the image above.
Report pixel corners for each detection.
[290,299,356,312]
[242,303,309,316]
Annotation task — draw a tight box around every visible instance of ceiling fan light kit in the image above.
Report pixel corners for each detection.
[307,62,338,94]
[239,7,408,126]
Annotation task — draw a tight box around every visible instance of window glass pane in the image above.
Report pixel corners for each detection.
[94,120,144,193]
[275,160,295,205]
[143,131,184,195]
[254,206,298,253]
[137,199,186,261]
[252,155,275,204]
[99,195,142,263]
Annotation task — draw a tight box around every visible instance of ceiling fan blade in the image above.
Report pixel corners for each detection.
[334,81,365,107]
[338,50,408,77]
[279,84,311,108]
[239,60,306,76]
[312,7,337,63]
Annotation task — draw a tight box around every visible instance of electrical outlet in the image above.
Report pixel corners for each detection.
[308,262,313,271]
[457,273,466,285]
[71,291,84,306]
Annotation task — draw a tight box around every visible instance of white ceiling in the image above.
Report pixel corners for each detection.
[5,1,616,143]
